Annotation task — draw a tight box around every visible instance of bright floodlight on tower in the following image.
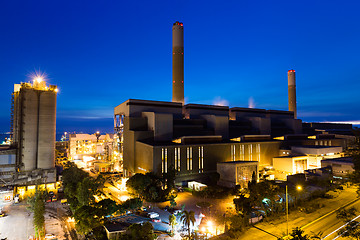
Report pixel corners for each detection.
[34,76,43,83]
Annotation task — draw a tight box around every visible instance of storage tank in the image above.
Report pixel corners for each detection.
[21,88,39,171]
[37,89,57,169]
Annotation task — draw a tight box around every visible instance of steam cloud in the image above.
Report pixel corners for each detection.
[213,96,229,106]
[248,97,255,108]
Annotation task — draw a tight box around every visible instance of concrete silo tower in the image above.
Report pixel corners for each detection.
[12,78,57,171]
[172,21,184,104]
[288,70,297,119]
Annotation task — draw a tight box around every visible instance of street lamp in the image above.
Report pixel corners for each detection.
[95,131,101,142]
[286,184,302,235]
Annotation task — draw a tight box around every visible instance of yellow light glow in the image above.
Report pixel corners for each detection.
[19,188,25,197]
[120,195,130,201]
[297,185,302,191]
[28,185,35,190]
[273,136,285,140]
[54,88,58,92]
[35,76,43,83]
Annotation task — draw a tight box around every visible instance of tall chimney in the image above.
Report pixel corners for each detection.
[172,21,184,104]
[288,69,297,119]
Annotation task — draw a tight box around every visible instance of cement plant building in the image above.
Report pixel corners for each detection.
[0,78,57,190]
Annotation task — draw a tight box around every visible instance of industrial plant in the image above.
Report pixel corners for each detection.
[113,22,354,188]
[0,76,58,199]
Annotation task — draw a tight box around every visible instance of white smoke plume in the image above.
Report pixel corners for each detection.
[248,97,255,108]
[212,96,229,106]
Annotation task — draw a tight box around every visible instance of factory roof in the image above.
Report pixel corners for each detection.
[322,157,353,164]
[217,160,258,165]
[137,138,279,147]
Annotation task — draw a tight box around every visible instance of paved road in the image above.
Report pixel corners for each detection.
[233,186,359,240]
[302,197,360,239]
[0,202,35,240]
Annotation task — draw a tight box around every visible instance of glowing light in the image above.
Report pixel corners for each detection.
[30,70,47,83]
[54,88,59,92]
[119,195,130,201]
[297,185,302,191]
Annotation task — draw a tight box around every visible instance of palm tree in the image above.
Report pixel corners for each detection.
[169,214,177,233]
[180,210,195,239]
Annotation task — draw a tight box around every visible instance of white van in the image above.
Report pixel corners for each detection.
[147,212,160,218]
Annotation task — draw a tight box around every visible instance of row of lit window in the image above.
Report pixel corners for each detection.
[162,146,204,173]
[315,140,332,146]
[231,144,261,161]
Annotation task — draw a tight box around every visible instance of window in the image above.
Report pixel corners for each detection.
[187,147,192,171]
[240,145,245,160]
[174,147,180,171]
[256,144,260,161]
[231,145,236,161]
[162,148,168,173]
[199,146,204,173]
[249,144,253,161]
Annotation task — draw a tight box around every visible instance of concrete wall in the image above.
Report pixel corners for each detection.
[114,99,183,118]
[217,162,236,187]
[273,157,294,174]
[201,115,229,139]
[142,112,173,142]
[321,160,354,177]
[291,146,343,155]
[184,104,229,118]
[135,142,154,174]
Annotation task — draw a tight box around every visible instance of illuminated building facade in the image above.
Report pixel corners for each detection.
[68,133,120,171]
[113,99,348,183]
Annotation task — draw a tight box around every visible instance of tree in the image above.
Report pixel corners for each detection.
[169,214,177,233]
[121,198,143,212]
[62,162,90,210]
[347,128,360,195]
[180,210,195,239]
[119,222,157,240]
[229,214,247,233]
[289,227,310,240]
[126,172,175,202]
[27,188,46,238]
[336,207,360,239]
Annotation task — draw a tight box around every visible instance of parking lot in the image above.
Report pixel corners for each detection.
[0,202,35,240]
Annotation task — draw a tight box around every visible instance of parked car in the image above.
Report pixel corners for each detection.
[151,218,161,222]
[44,234,56,239]
[147,212,160,218]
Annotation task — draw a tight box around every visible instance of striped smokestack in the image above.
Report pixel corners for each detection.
[288,69,297,119]
[172,21,184,104]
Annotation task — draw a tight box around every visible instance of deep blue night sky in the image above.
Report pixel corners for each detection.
[1,0,360,135]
